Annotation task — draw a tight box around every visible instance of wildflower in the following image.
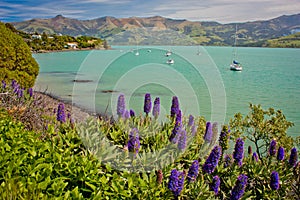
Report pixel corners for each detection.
[156,169,163,185]
[170,96,179,118]
[168,169,185,197]
[178,129,187,151]
[175,109,182,125]
[56,103,66,123]
[117,94,126,117]
[152,97,160,118]
[187,160,199,182]
[230,174,248,200]
[269,139,277,156]
[233,138,244,167]
[219,125,230,152]
[130,109,135,117]
[224,154,233,168]
[124,110,130,119]
[169,123,181,144]
[127,128,140,156]
[11,79,17,88]
[270,171,280,190]
[2,80,6,89]
[252,152,259,162]
[17,89,23,98]
[277,146,285,161]
[211,176,220,195]
[289,147,298,167]
[144,93,152,115]
[188,115,194,127]
[27,88,33,97]
[67,113,71,119]
[204,122,213,143]
[202,146,222,174]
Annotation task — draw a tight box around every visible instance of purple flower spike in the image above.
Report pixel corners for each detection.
[252,152,259,162]
[57,103,66,123]
[211,176,220,195]
[152,97,160,118]
[144,93,152,115]
[27,88,33,97]
[202,146,222,174]
[270,171,280,190]
[17,89,23,98]
[130,109,135,117]
[269,139,277,156]
[170,96,179,118]
[11,79,17,88]
[124,110,130,119]
[188,115,194,127]
[169,123,182,144]
[178,129,187,151]
[175,109,182,125]
[277,146,285,161]
[128,128,140,157]
[230,174,248,200]
[204,122,213,143]
[168,169,185,197]
[2,80,6,89]
[187,160,199,182]
[233,138,244,167]
[117,94,126,117]
[289,147,298,167]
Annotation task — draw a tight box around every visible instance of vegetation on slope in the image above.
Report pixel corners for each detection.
[0,22,39,88]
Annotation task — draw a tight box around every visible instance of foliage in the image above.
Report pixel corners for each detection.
[0,22,39,88]
[230,103,294,160]
[0,81,299,199]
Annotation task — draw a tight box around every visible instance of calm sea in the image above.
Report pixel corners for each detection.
[33,46,300,137]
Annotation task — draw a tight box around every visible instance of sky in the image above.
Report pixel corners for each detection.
[1,0,300,24]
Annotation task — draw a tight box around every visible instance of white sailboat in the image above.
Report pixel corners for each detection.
[230,25,242,71]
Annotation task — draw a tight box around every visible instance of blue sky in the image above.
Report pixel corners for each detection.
[1,0,300,23]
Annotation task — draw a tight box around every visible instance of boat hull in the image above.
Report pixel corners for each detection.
[230,64,242,71]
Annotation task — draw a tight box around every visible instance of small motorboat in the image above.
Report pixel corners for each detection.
[166,59,174,64]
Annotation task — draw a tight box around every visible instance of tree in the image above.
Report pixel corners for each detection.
[0,22,39,88]
[229,103,294,160]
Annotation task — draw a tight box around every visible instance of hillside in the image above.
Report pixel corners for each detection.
[11,14,300,46]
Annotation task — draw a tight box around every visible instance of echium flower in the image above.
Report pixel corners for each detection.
[144,93,152,115]
[233,138,244,167]
[202,145,222,174]
[219,125,230,152]
[127,128,140,157]
[188,115,194,127]
[289,147,298,167]
[187,160,199,182]
[270,171,280,190]
[117,94,126,117]
[130,109,135,117]
[252,152,259,162]
[2,80,6,89]
[175,109,182,125]
[224,154,233,168]
[170,96,179,118]
[204,122,213,143]
[277,146,285,161]
[11,79,17,88]
[124,110,130,119]
[168,169,185,197]
[17,89,23,98]
[178,129,187,151]
[27,88,33,97]
[269,139,277,156]
[152,97,160,118]
[211,176,220,195]
[230,174,248,200]
[56,103,66,123]
[169,123,181,144]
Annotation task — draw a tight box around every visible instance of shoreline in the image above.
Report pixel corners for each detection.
[32,47,110,54]
[35,91,100,124]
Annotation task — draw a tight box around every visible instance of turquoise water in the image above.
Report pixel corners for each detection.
[33,46,300,137]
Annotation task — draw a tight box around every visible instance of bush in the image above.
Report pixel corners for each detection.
[0,22,39,88]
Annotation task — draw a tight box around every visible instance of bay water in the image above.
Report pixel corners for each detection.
[33,46,300,137]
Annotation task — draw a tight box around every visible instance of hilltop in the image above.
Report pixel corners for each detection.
[11,13,300,46]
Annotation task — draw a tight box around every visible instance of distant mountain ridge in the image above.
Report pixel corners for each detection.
[11,13,300,46]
